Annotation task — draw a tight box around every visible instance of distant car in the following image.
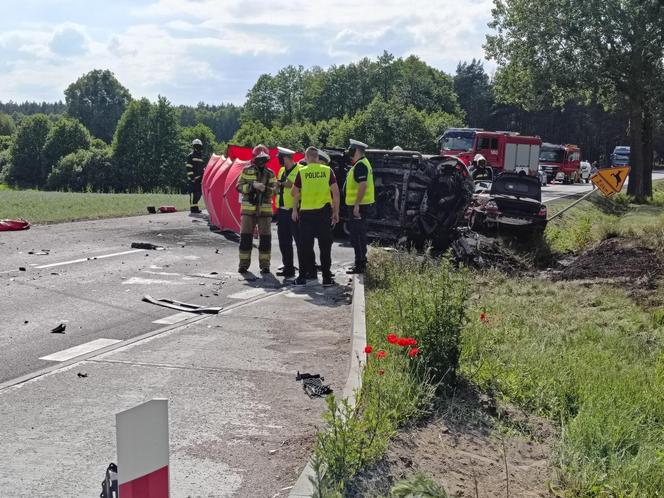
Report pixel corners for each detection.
[580,161,592,182]
[465,173,548,235]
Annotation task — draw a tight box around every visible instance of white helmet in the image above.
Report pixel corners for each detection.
[392,146,403,151]
[192,139,203,146]
[474,154,486,163]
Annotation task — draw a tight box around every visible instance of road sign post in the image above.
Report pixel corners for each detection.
[116,399,169,498]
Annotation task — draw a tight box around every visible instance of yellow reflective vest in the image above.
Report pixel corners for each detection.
[277,164,300,210]
[299,163,332,211]
[345,157,375,205]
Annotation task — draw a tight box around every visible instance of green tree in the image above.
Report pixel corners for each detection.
[0,112,15,136]
[486,0,664,199]
[229,120,274,148]
[42,117,92,179]
[65,69,132,143]
[112,96,182,191]
[243,74,278,126]
[454,60,493,128]
[8,114,52,187]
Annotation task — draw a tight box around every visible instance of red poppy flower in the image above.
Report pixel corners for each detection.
[408,348,419,358]
[407,338,417,346]
[480,312,487,322]
[387,333,398,344]
[376,350,387,359]
[396,337,410,347]
[364,345,373,354]
[378,369,385,376]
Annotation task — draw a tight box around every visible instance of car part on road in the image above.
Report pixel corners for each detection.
[130,242,165,250]
[142,295,223,314]
[158,206,177,213]
[147,206,157,214]
[77,372,88,378]
[51,323,67,334]
[28,250,50,255]
[99,462,118,498]
[296,371,333,398]
[0,219,30,231]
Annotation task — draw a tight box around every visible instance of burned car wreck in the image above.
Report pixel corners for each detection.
[324,149,473,248]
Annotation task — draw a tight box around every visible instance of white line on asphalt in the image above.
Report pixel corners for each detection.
[34,249,143,269]
[39,338,122,362]
[152,312,196,325]
[228,288,269,300]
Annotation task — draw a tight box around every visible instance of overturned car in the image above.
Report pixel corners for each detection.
[324,149,474,248]
[465,172,548,235]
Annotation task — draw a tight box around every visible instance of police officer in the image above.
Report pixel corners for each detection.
[291,147,340,286]
[275,146,300,278]
[345,139,374,274]
[236,144,277,274]
[186,139,206,213]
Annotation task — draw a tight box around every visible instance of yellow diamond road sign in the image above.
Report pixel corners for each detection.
[591,166,630,197]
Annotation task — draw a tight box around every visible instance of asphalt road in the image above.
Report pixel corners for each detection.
[0,212,354,384]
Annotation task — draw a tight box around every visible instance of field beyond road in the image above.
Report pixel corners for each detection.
[0,189,199,224]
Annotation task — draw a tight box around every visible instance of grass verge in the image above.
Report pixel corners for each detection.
[0,189,200,224]
[311,252,468,496]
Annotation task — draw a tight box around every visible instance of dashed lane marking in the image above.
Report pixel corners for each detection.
[152,312,196,325]
[34,249,143,269]
[39,338,122,362]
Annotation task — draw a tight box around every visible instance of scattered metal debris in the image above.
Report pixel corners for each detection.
[51,323,66,334]
[130,242,165,250]
[19,267,26,271]
[142,295,222,314]
[28,250,50,255]
[77,372,88,378]
[296,371,333,398]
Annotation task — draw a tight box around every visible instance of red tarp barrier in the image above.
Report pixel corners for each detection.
[0,219,30,231]
[204,146,304,233]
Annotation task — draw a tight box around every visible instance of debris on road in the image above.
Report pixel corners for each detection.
[0,219,31,231]
[130,242,164,250]
[77,372,88,378]
[142,295,222,314]
[28,250,50,255]
[147,206,157,214]
[158,206,177,213]
[51,323,67,334]
[296,371,333,398]
[19,267,26,271]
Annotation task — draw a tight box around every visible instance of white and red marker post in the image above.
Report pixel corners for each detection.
[116,399,170,498]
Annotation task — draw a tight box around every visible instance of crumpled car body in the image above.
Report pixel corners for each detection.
[465,173,547,234]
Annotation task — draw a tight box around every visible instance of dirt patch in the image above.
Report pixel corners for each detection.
[451,229,533,275]
[349,383,555,497]
[556,237,661,282]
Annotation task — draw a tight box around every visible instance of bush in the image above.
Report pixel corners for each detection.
[8,114,52,187]
[42,117,92,178]
[46,150,90,191]
[46,146,116,192]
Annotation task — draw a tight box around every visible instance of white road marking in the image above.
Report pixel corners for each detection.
[228,288,268,300]
[152,312,196,325]
[142,270,181,276]
[39,338,121,362]
[35,249,143,269]
[122,277,183,285]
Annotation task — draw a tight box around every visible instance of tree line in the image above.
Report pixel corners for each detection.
[1,19,662,196]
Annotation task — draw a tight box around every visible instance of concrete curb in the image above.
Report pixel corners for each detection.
[288,274,367,497]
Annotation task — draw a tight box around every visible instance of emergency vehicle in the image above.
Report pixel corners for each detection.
[438,128,542,175]
[538,143,581,183]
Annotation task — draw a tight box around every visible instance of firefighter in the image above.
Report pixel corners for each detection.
[186,139,206,213]
[236,144,277,274]
[471,154,493,182]
[345,139,374,274]
[276,146,300,278]
[291,147,340,286]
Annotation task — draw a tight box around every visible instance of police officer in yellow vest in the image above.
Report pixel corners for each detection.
[275,146,300,278]
[236,144,278,274]
[290,147,340,286]
[345,139,375,274]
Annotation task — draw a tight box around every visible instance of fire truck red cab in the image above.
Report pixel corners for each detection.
[539,143,582,184]
[438,129,542,175]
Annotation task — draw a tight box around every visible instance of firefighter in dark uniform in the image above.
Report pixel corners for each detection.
[186,139,205,213]
[236,144,278,274]
[275,146,300,278]
[345,139,374,274]
[290,147,340,287]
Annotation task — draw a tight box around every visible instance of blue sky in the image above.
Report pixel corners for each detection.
[0,0,494,105]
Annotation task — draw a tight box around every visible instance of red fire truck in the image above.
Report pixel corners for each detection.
[438,128,542,175]
[538,143,581,184]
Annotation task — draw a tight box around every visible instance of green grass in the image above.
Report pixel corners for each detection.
[0,189,202,224]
